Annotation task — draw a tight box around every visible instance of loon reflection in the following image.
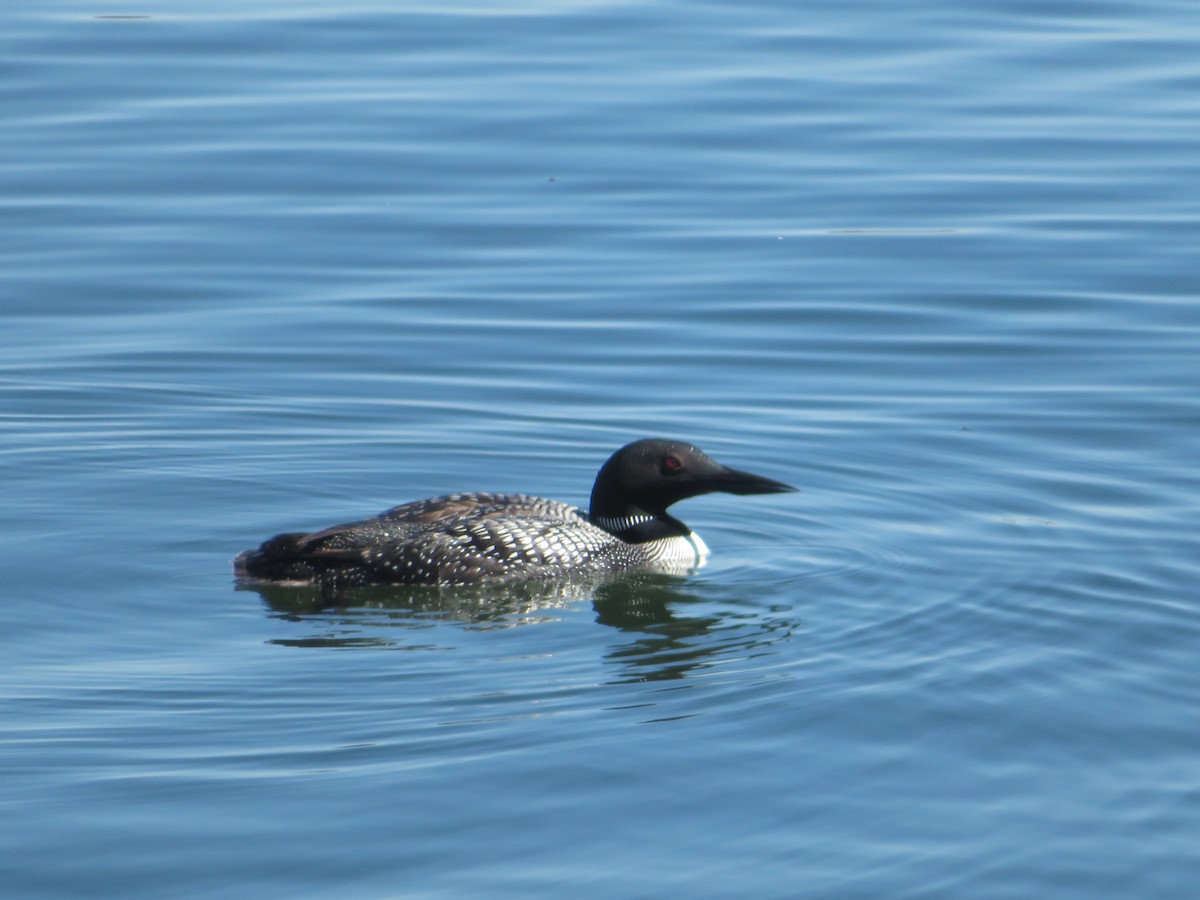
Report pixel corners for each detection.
[244,574,792,684]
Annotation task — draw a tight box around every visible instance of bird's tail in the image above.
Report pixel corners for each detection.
[233,533,315,583]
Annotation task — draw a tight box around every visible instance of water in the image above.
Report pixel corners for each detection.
[3,1,1199,896]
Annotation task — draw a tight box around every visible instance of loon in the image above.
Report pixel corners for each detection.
[234,438,795,588]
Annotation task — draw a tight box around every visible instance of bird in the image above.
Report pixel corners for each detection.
[234,438,794,589]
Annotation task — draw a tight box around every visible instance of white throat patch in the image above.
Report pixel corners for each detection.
[591,514,656,534]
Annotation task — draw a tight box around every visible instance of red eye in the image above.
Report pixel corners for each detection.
[662,456,682,474]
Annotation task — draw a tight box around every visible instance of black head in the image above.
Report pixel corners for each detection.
[588,438,796,521]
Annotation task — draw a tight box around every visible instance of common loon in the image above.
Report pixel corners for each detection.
[234,438,794,588]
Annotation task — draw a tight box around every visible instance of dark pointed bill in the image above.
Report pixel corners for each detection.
[711,465,797,496]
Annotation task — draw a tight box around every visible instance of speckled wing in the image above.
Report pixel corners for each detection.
[292,493,619,585]
[377,493,583,527]
[289,494,572,551]
[359,511,618,584]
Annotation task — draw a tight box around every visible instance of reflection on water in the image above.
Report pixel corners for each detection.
[594,579,796,683]
[244,574,796,683]
[243,575,622,629]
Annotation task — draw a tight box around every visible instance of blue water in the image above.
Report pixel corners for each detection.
[4,1,1199,896]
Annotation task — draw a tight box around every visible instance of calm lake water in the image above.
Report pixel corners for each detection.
[4,1,1199,897]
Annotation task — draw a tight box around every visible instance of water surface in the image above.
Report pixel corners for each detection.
[3,1,1199,897]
